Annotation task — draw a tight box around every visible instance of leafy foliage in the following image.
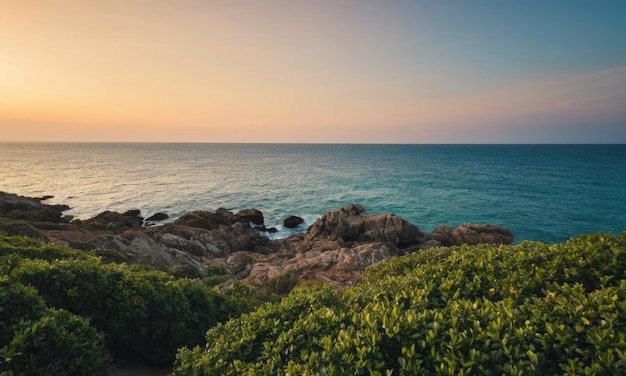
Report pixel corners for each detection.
[0,233,268,369]
[0,279,111,375]
[174,232,626,375]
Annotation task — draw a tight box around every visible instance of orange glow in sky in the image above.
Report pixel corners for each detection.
[1,1,625,143]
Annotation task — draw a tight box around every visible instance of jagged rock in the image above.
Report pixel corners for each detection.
[83,211,143,233]
[119,231,156,254]
[0,191,70,223]
[305,204,424,248]
[283,215,304,228]
[135,243,207,271]
[359,213,424,246]
[306,204,367,242]
[246,263,284,284]
[276,241,399,285]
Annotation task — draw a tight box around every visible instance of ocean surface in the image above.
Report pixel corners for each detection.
[1,143,625,244]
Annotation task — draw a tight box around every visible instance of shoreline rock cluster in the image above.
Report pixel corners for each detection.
[0,191,514,286]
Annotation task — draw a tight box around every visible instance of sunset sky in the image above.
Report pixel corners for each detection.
[1,1,625,143]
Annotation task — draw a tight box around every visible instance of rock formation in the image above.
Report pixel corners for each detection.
[0,191,515,287]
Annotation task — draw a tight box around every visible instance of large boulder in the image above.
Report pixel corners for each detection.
[305,204,424,247]
[359,213,424,246]
[233,208,264,226]
[306,204,367,242]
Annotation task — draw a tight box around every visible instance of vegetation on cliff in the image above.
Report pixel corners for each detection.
[174,232,626,375]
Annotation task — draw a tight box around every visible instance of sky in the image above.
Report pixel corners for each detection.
[1,1,625,143]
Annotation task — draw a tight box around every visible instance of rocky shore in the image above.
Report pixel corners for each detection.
[0,191,514,286]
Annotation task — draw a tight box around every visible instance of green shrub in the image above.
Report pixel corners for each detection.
[0,278,48,345]
[8,258,239,365]
[168,263,206,279]
[0,309,111,376]
[174,232,626,375]
[0,279,111,375]
[0,235,93,262]
[220,282,281,313]
[0,233,274,369]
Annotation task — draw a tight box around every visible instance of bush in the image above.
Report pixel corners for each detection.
[0,233,267,367]
[0,235,93,262]
[0,278,48,345]
[1,309,111,376]
[0,279,111,375]
[9,258,239,365]
[174,232,626,375]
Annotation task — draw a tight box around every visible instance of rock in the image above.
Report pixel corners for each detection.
[253,225,278,233]
[146,212,169,221]
[359,213,424,246]
[0,222,49,242]
[429,224,454,246]
[450,223,514,246]
[119,231,157,254]
[173,211,231,230]
[306,204,367,242]
[0,191,70,223]
[246,263,284,284]
[122,209,141,217]
[276,241,399,285]
[84,211,143,232]
[135,244,207,271]
[68,234,132,254]
[305,204,423,247]
[283,215,304,228]
[233,208,264,226]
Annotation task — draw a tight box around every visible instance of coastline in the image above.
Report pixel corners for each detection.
[0,191,514,286]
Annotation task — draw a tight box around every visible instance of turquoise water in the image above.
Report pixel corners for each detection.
[1,143,625,243]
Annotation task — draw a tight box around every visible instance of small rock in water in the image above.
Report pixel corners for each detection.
[146,212,169,221]
[253,224,278,233]
[283,215,304,228]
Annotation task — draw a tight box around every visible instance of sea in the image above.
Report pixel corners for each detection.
[1,143,625,244]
